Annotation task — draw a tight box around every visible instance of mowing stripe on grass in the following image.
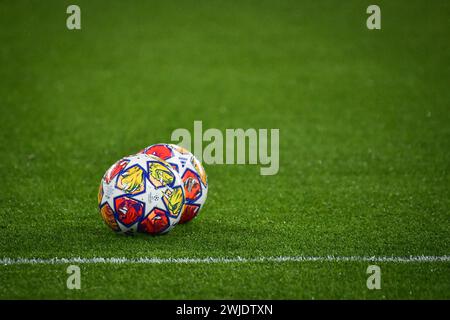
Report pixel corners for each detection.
[0,255,449,265]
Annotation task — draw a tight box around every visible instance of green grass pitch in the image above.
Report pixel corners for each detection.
[0,0,449,299]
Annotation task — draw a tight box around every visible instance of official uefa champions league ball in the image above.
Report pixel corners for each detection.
[98,154,185,235]
[140,144,208,223]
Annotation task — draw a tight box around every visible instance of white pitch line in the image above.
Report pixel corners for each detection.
[0,255,449,266]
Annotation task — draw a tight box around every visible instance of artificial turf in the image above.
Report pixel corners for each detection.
[0,0,449,299]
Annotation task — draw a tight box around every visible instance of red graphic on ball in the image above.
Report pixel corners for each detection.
[182,169,201,202]
[143,144,173,160]
[179,204,200,224]
[114,197,144,227]
[139,208,170,235]
[105,159,129,184]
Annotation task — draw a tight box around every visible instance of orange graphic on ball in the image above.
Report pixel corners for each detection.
[100,203,119,231]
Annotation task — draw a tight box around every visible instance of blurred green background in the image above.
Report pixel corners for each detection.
[0,0,449,299]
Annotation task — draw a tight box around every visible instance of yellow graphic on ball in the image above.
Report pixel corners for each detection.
[163,187,184,217]
[148,162,175,188]
[97,183,103,206]
[117,166,145,194]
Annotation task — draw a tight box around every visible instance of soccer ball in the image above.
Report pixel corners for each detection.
[140,144,208,223]
[98,154,185,235]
